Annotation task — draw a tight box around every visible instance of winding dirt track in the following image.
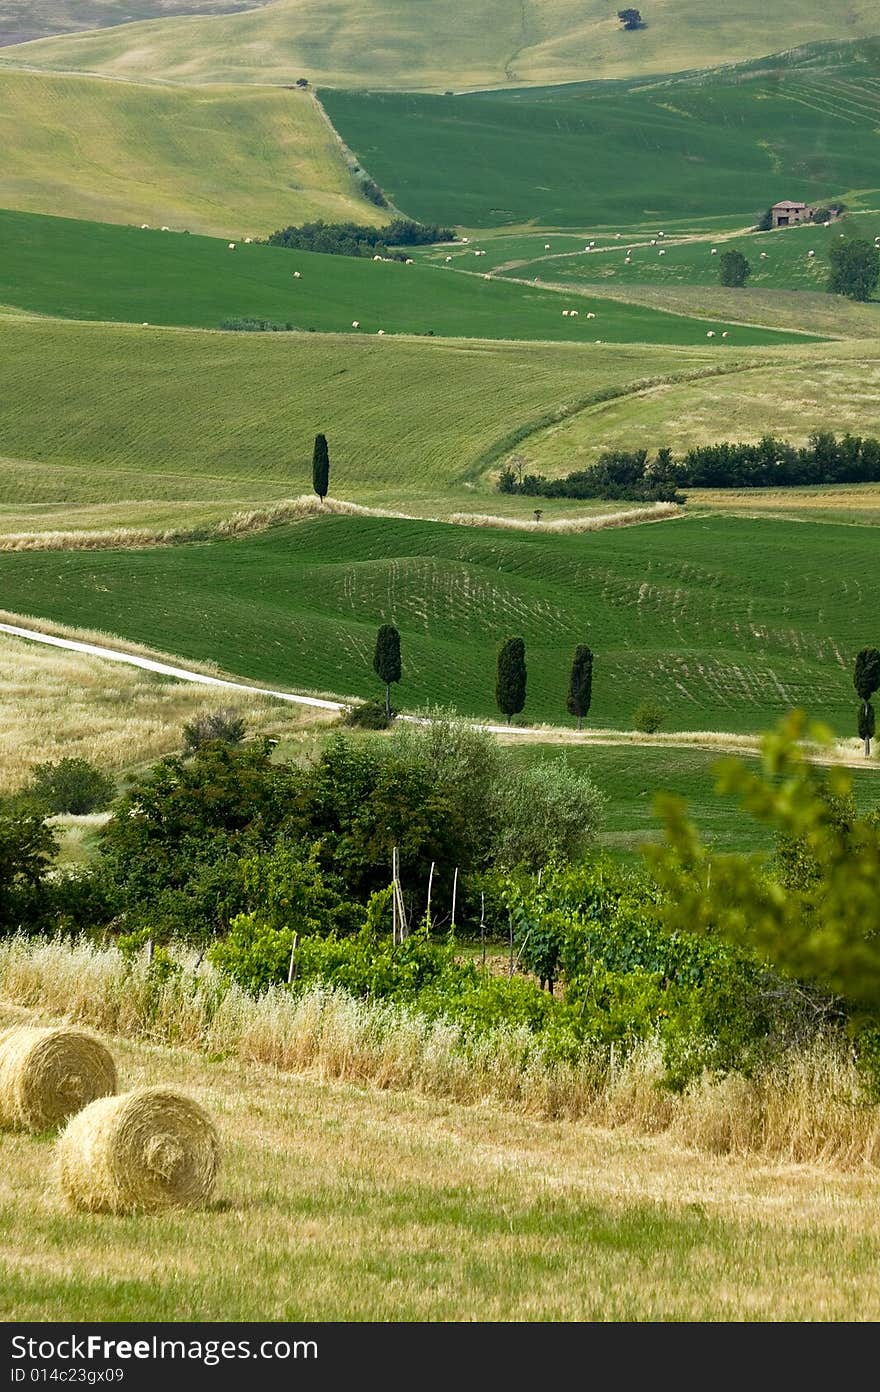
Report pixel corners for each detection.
[2,618,877,769]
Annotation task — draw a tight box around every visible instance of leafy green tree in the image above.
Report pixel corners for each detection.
[0,808,56,932]
[617,8,643,28]
[494,759,604,873]
[24,757,115,815]
[719,249,751,288]
[312,432,330,502]
[633,699,666,733]
[828,240,880,302]
[854,648,880,756]
[496,637,526,723]
[567,645,593,731]
[373,624,401,717]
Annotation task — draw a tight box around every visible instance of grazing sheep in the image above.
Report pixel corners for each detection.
[142,322,149,327]
[228,243,236,250]
[570,309,578,316]
[589,240,595,247]
[445,255,452,262]
[562,310,570,316]
[544,243,551,249]
[721,331,729,338]
[711,248,718,255]
[461,237,469,243]
[373,254,382,261]
[483,273,491,279]
[624,257,631,264]
[595,339,602,344]
[352,320,360,328]
[706,330,715,338]
[650,239,657,245]
[293,271,301,278]
[760,252,768,258]
[658,232,665,238]
[405,258,415,264]
[615,232,621,239]
[377,329,385,335]
[808,250,815,258]
[586,312,596,319]
[140,224,150,229]
[244,237,253,244]
[659,249,666,255]
[161,225,170,232]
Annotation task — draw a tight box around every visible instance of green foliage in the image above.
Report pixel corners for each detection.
[567,645,593,728]
[617,8,643,29]
[496,636,526,722]
[632,700,666,733]
[853,647,880,703]
[493,760,604,873]
[719,249,751,288]
[218,317,294,332]
[373,623,401,715]
[343,699,391,729]
[312,432,330,501]
[182,708,246,754]
[25,756,115,815]
[267,219,453,258]
[646,712,880,1014]
[858,701,876,747]
[828,239,880,301]
[0,808,57,933]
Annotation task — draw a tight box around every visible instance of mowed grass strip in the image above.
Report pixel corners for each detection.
[0,512,875,735]
[322,56,880,230]
[1,0,874,90]
[0,73,381,237]
[0,210,807,347]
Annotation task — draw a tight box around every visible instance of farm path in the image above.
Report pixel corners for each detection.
[3,619,877,771]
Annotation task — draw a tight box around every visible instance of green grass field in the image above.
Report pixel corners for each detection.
[0,512,875,735]
[514,743,880,855]
[322,49,880,228]
[501,215,880,297]
[0,210,808,347]
[0,72,382,236]
[2,0,876,90]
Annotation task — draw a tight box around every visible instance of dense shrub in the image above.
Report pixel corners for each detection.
[182,709,247,753]
[266,219,454,259]
[632,700,666,733]
[219,318,295,332]
[25,757,115,815]
[343,699,391,729]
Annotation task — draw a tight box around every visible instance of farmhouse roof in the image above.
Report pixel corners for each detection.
[772,200,811,211]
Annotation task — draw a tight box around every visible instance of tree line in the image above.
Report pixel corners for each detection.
[267,219,455,260]
[499,432,880,499]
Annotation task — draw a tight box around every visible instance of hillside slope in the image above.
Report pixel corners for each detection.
[0,0,267,47]
[0,71,382,235]
[1,0,877,90]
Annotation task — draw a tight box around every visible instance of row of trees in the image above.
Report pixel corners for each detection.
[267,219,455,260]
[500,433,880,499]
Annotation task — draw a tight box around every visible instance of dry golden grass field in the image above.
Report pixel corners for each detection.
[3,978,880,1321]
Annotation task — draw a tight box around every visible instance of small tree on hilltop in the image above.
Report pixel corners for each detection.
[496,637,526,724]
[567,645,593,732]
[374,624,401,718]
[617,8,643,29]
[312,433,330,502]
[854,647,880,757]
[828,241,880,303]
[719,249,751,288]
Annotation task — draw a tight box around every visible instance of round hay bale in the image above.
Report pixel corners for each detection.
[57,1087,220,1214]
[0,1027,117,1132]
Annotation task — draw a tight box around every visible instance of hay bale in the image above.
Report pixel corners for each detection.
[57,1086,219,1214]
[0,1026,117,1132]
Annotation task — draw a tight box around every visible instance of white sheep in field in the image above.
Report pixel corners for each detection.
[293,271,301,278]
[570,309,579,316]
[142,322,150,327]
[659,249,666,256]
[445,255,452,262]
[760,251,768,258]
[140,223,150,229]
[373,254,382,261]
[352,320,360,328]
[562,310,570,316]
[808,250,815,258]
[706,330,716,338]
[405,258,415,264]
[161,225,170,232]
[586,312,596,319]
[544,243,551,249]
[377,329,385,335]
[228,243,236,250]
[461,237,469,243]
[595,339,602,344]
[711,248,718,255]
[244,237,253,244]
[658,231,665,238]
[722,331,729,338]
[483,272,491,279]
[615,232,621,239]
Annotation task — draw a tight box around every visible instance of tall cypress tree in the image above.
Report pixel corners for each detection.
[496,637,526,724]
[374,624,401,718]
[854,647,880,756]
[312,433,330,502]
[567,645,593,731]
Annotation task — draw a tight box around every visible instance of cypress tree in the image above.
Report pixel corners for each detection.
[496,637,526,724]
[567,645,593,731]
[312,433,330,502]
[374,624,402,718]
[854,647,880,757]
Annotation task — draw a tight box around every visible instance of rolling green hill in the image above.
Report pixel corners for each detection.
[321,52,880,228]
[0,210,807,346]
[0,512,872,735]
[1,0,877,91]
[0,71,382,236]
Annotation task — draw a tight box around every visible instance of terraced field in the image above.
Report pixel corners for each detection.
[322,50,880,228]
[0,72,381,236]
[0,512,872,735]
[0,210,807,348]
[1,0,874,90]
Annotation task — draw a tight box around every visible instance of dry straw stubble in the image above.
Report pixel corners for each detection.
[0,1025,117,1132]
[57,1086,220,1214]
